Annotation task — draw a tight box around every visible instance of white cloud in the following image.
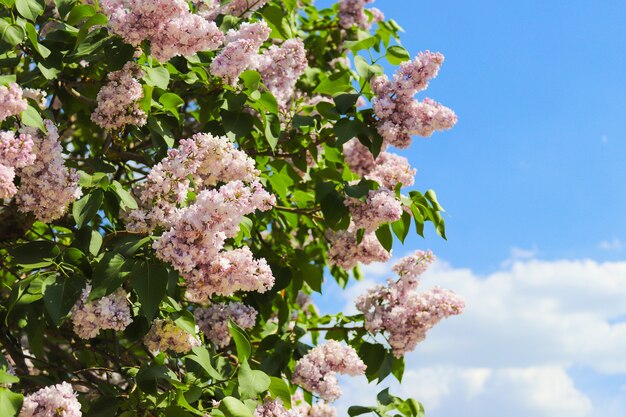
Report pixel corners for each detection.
[599,238,623,251]
[325,257,626,417]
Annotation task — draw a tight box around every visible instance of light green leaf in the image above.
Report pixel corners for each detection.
[15,0,44,22]
[0,388,23,417]
[269,377,292,408]
[111,180,138,210]
[228,320,251,362]
[386,45,411,65]
[144,66,170,89]
[20,105,45,131]
[219,397,253,417]
[238,360,270,400]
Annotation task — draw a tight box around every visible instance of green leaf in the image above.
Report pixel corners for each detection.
[298,263,323,293]
[375,223,393,252]
[391,211,412,244]
[130,260,168,321]
[314,71,352,95]
[333,118,364,146]
[186,346,223,380]
[344,36,378,52]
[0,20,24,49]
[73,189,104,229]
[85,397,121,417]
[136,365,174,394]
[54,0,75,18]
[386,45,411,65]
[42,274,85,327]
[111,180,138,210]
[24,22,50,58]
[238,360,271,400]
[348,406,375,417]
[228,320,251,362]
[11,241,60,269]
[159,92,184,119]
[15,0,44,22]
[0,388,23,417]
[20,105,45,131]
[219,397,253,417]
[269,377,292,408]
[67,4,95,25]
[222,110,254,140]
[144,66,170,89]
[90,252,129,299]
[75,13,107,46]
[0,74,16,85]
[0,369,19,385]
[334,94,360,114]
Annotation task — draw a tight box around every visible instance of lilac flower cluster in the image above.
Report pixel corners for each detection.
[257,39,308,107]
[292,340,366,401]
[254,399,300,417]
[0,83,27,122]
[0,131,35,199]
[292,392,337,417]
[15,121,82,222]
[71,285,133,339]
[371,51,457,148]
[154,181,275,301]
[22,88,47,110]
[127,133,259,232]
[327,224,390,270]
[102,0,224,61]
[194,302,257,347]
[143,319,201,353]
[197,0,270,20]
[91,62,147,130]
[19,382,81,417]
[343,139,416,189]
[345,189,403,233]
[211,22,271,85]
[355,250,465,357]
[338,0,383,29]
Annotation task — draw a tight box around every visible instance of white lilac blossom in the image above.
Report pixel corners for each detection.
[210,22,271,85]
[345,189,403,233]
[143,319,201,353]
[194,302,257,347]
[22,88,47,110]
[19,382,81,417]
[327,224,391,270]
[102,0,224,62]
[126,132,259,232]
[292,340,366,401]
[257,38,308,107]
[371,51,457,148]
[338,0,383,30]
[15,120,82,222]
[355,250,464,357]
[0,83,27,122]
[154,181,275,300]
[343,139,416,189]
[71,285,133,339]
[91,62,147,130]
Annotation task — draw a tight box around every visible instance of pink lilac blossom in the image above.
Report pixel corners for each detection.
[0,83,27,122]
[338,0,382,30]
[15,121,82,222]
[127,133,259,232]
[195,0,270,20]
[254,399,300,417]
[0,164,16,199]
[102,0,224,62]
[371,51,457,148]
[19,382,81,417]
[210,22,271,85]
[91,62,147,130]
[343,139,415,189]
[143,319,201,353]
[22,88,47,110]
[154,181,275,300]
[257,39,308,107]
[292,340,366,401]
[0,130,36,198]
[355,250,464,357]
[345,189,403,233]
[71,284,133,339]
[327,224,390,270]
[194,302,257,347]
[292,392,337,417]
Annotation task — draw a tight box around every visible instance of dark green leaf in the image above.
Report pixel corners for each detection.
[73,189,104,229]
[42,274,85,327]
[130,260,168,321]
[11,241,60,268]
[375,223,393,252]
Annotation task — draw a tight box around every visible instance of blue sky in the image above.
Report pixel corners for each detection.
[313,1,626,416]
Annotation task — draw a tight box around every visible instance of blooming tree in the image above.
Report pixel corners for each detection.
[0,0,464,416]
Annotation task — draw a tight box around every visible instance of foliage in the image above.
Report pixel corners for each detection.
[0,0,458,415]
